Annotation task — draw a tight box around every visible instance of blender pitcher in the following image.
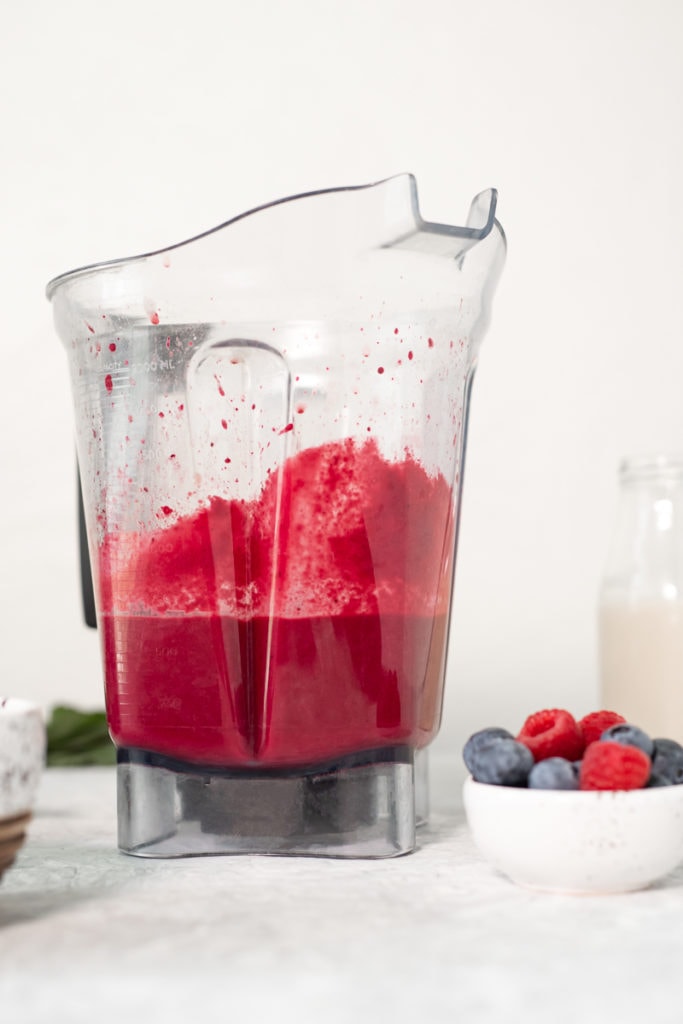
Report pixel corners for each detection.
[47,175,505,858]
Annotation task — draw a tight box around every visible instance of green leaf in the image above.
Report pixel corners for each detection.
[46,705,116,767]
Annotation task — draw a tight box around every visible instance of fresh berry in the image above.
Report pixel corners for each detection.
[528,757,580,790]
[579,740,651,791]
[467,737,534,786]
[578,710,626,746]
[463,727,513,774]
[516,708,584,762]
[646,772,674,788]
[651,738,683,785]
[600,723,654,758]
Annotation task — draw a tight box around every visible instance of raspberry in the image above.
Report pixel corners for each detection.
[578,710,626,747]
[516,708,584,762]
[579,740,651,791]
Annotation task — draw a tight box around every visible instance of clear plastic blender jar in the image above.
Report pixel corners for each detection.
[47,175,505,857]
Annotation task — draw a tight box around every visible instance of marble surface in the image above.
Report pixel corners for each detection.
[2,760,683,1023]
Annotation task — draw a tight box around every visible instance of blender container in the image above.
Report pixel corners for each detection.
[47,175,505,858]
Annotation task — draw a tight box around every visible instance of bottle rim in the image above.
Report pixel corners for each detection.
[619,454,683,482]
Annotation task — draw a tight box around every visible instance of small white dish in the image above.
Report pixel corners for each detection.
[0,698,45,880]
[463,776,683,894]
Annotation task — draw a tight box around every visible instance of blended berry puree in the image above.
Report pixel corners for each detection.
[100,438,454,768]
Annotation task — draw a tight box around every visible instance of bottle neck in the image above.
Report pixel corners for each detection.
[619,455,683,488]
[602,455,683,602]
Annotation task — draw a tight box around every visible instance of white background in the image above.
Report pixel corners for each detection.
[1,0,682,752]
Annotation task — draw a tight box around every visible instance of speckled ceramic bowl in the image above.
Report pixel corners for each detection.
[0,699,45,880]
[463,776,683,894]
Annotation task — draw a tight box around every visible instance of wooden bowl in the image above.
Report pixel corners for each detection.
[0,812,32,879]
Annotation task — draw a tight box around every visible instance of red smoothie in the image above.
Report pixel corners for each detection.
[99,438,454,767]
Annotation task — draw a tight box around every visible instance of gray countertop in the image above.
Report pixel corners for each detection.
[2,760,683,1023]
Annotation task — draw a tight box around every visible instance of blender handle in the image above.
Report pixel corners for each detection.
[77,465,97,629]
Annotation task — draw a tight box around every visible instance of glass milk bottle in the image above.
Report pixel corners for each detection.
[599,456,683,741]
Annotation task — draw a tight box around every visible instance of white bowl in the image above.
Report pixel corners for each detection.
[463,776,683,894]
[0,698,45,880]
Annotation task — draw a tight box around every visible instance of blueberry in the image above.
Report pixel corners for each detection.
[647,771,675,788]
[463,727,513,775]
[528,757,580,791]
[600,723,654,758]
[651,738,683,785]
[467,737,533,786]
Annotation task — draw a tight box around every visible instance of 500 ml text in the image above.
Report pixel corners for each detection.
[102,358,177,374]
